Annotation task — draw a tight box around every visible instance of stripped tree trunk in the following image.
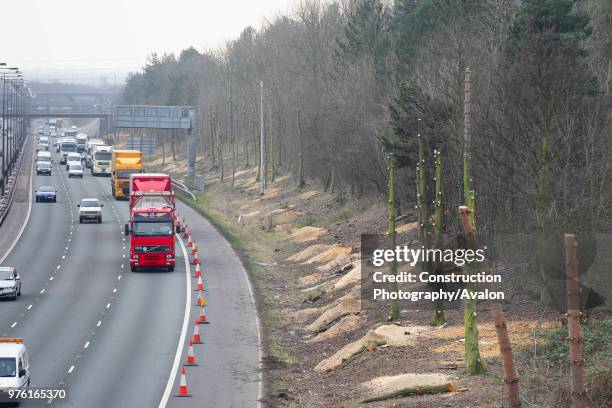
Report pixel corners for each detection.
[255,98,261,183]
[268,90,275,182]
[462,67,485,375]
[296,109,305,189]
[216,120,223,182]
[415,133,434,324]
[460,206,521,406]
[228,87,235,186]
[431,148,446,325]
[387,154,399,320]
[209,105,216,168]
[565,234,587,408]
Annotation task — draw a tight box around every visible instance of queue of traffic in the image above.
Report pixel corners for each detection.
[2,119,184,400]
[34,119,180,271]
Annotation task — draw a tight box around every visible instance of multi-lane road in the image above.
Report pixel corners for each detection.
[0,136,261,407]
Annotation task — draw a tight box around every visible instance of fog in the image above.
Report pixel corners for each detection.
[5,0,294,81]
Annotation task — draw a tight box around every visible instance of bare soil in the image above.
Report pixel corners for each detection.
[149,156,602,408]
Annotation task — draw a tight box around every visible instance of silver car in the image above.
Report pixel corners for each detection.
[0,267,21,301]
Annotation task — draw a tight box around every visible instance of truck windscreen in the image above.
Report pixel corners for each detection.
[94,152,112,160]
[133,221,173,236]
[61,144,77,152]
[0,357,16,377]
[117,170,141,179]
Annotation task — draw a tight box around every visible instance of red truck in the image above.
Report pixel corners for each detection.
[125,173,180,272]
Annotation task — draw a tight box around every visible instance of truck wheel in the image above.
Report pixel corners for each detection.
[79,218,83,223]
[98,218,102,224]
[130,266,138,272]
[168,266,175,272]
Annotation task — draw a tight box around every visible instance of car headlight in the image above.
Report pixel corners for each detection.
[166,254,172,258]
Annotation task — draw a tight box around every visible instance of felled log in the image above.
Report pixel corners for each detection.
[361,383,456,403]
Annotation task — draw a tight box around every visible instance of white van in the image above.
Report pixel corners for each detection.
[0,338,30,394]
[66,153,81,170]
[36,151,52,164]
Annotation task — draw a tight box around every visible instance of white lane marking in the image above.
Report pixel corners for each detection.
[62,255,65,259]
[27,305,32,310]
[57,265,61,269]
[83,342,90,349]
[117,275,122,280]
[65,246,68,250]
[113,288,117,293]
[67,366,75,374]
[0,140,34,264]
[11,322,17,328]
[49,277,54,281]
[106,303,111,309]
[40,289,45,294]
[158,235,191,408]
[96,320,102,327]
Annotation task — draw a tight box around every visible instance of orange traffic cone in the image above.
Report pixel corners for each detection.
[191,243,198,255]
[183,226,189,239]
[175,366,191,397]
[197,306,209,325]
[185,339,198,366]
[194,275,203,291]
[192,252,200,265]
[193,263,202,278]
[191,323,203,344]
[195,290,206,307]
[186,233,193,248]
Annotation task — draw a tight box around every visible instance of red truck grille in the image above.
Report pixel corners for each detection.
[142,254,164,262]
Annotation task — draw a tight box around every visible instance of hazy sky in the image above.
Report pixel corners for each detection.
[5,0,295,82]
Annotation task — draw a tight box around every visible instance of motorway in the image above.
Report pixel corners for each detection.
[0,136,261,407]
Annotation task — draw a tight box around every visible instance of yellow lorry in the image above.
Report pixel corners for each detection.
[111,150,143,199]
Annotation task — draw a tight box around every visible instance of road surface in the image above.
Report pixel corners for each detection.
[0,134,261,407]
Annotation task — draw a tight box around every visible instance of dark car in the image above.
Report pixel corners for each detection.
[0,267,21,300]
[35,186,57,202]
[36,162,52,175]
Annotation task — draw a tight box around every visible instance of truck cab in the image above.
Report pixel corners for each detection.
[111,150,143,199]
[125,174,178,272]
[0,338,30,395]
[91,145,112,176]
[76,133,88,153]
[126,206,176,272]
[59,140,78,164]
